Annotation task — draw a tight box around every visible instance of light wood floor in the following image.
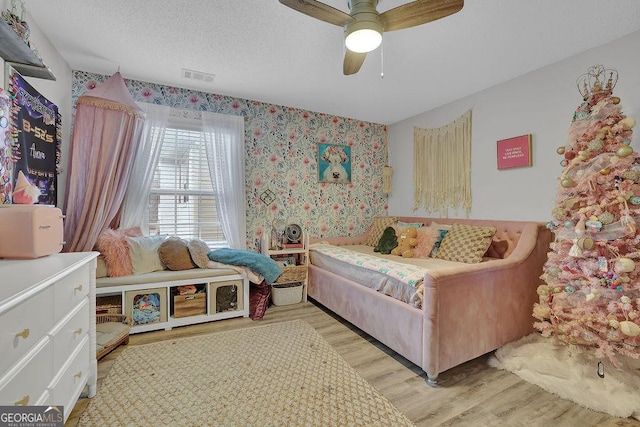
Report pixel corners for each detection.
[66,300,640,427]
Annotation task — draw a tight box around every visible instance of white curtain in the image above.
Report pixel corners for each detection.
[201,111,246,249]
[120,102,170,232]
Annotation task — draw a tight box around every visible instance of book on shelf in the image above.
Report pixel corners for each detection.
[281,242,304,249]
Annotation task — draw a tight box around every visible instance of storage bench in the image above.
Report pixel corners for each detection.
[96,268,250,334]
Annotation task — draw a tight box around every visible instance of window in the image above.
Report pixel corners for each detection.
[148,117,227,248]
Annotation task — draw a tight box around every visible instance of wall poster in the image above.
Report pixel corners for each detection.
[0,88,11,204]
[3,66,61,204]
[497,134,532,170]
[317,143,351,184]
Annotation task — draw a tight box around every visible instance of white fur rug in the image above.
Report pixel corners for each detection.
[489,333,640,420]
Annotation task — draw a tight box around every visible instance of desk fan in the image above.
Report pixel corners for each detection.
[285,223,303,244]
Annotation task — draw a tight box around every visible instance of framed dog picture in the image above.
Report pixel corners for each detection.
[318,143,351,184]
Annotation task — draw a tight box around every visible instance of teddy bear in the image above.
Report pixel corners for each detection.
[391,226,418,258]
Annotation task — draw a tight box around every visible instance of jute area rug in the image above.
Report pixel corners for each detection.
[79,319,414,426]
[489,333,640,420]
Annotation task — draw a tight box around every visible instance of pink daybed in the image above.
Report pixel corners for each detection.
[308,216,552,384]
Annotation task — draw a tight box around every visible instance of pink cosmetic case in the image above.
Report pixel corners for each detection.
[0,205,64,259]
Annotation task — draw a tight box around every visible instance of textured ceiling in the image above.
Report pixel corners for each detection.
[25,0,640,125]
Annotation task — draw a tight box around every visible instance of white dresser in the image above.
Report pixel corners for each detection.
[0,252,98,423]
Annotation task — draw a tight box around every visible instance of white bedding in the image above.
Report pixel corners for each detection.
[309,243,467,308]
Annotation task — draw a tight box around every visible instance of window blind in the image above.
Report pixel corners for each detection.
[148,122,227,248]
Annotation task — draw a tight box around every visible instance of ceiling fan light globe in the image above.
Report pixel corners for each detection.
[345,28,382,53]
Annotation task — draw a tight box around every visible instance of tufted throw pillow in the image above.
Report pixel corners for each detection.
[187,239,211,269]
[95,227,143,277]
[159,237,197,271]
[364,217,398,246]
[434,223,497,264]
[413,227,440,258]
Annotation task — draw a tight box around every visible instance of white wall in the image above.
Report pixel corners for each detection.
[1,2,72,208]
[388,30,640,222]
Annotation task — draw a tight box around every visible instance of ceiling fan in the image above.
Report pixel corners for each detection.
[279,0,464,75]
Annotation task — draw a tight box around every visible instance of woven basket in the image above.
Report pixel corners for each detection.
[96,295,122,315]
[275,265,307,283]
[271,283,303,306]
[96,313,131,326]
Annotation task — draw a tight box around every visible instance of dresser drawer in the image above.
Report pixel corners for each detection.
[51,299,89,374]
[54,263,90,321]
[0,337,53,406]
[51,336,89,410]
[0,286,54,374]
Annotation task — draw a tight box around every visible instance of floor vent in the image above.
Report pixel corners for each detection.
[181,68,215,84]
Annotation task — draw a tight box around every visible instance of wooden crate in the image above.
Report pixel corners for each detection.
[172,292,206,318]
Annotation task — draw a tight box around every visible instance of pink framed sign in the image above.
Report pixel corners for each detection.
[497,134,532,170]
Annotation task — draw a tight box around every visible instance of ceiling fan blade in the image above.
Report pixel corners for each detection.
[343,49,367,75]
[380,0,464,32]
[279,0,353,27]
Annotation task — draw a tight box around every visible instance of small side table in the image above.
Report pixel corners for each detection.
[264,246,308,305]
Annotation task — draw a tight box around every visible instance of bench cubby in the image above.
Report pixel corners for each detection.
[96,268,249,334]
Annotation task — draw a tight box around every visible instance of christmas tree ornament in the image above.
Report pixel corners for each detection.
[617,145,634,157]
[577,237,594,250]
[614,257,635,273]
[569,239,584,257]
[619,321,640,337]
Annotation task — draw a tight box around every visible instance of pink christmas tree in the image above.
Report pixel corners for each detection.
[533,65,640,366]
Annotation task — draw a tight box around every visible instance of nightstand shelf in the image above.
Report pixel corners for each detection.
[263,235,308,304]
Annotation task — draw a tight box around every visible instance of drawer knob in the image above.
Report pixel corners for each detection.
[73,327,83,335]
[15,328,30,339]
[74,284,83,292]
[15,395,29,406]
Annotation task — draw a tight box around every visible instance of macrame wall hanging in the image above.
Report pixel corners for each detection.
[413,109,472,216]
[382,165,393,194]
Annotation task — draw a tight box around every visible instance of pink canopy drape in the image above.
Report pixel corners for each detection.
[63,72,145,252]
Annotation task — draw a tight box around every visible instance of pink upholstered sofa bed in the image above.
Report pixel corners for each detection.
[308,216,552,384]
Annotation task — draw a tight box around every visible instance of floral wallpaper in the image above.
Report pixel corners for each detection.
[71,71,388,249]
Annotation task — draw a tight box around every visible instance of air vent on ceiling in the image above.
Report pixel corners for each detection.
[181,68,215,84]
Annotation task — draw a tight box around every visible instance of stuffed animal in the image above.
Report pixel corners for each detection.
[391,226,418,258]
[374,226,398,254]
